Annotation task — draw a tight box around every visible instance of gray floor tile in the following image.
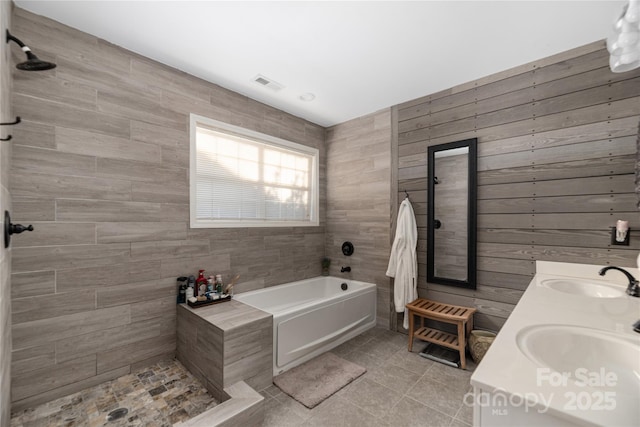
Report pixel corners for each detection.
[342,377,402,419]
[304,397,389,427]
[405,376,468,417]
[367,363,422,394]
[263,399,306,427]
[380,396,454,427]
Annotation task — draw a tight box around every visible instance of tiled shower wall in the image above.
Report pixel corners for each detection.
[325,110,392,327]
[1,1,13,425]
[9,8,326,410]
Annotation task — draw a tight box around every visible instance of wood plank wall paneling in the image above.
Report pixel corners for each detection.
[1,1,12,426]
[325,110,392,328]
[9,8,326,409]
[393,42,640,332]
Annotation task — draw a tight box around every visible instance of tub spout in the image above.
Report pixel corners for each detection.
[341,266,351,273]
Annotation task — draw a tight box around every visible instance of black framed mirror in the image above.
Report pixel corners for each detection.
[427,138,477,289]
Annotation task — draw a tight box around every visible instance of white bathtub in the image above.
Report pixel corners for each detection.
[234,276,377,375]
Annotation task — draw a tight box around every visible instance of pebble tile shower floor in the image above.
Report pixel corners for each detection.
[10,359,219,427]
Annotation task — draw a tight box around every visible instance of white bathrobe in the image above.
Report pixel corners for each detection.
[386,198,418,329]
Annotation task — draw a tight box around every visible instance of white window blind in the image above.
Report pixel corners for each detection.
[190,114,319,228]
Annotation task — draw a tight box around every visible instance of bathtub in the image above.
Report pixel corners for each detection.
[234,276,377,375]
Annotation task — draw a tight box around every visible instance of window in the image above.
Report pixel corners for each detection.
[190,114,319,228]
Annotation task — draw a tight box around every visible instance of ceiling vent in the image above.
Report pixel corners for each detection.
[252,74,284,92]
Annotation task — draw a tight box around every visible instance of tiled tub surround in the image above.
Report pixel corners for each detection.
[233,276,377,375]
[176,301,271,426]
[471,261,640,426]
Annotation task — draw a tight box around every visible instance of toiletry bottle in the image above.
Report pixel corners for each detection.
[196,270,207,297]
[185,284,194,301]
[178,282,187,304]
[216,274,223,296]
[187,275,196,297]
[177,277,187,304]
[208,276,215,293]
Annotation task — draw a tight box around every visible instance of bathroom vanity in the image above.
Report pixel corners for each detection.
[471,261,640,427]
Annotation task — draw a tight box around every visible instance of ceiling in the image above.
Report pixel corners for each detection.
[14,1,625,127]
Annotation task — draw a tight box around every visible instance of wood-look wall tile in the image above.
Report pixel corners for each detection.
[12,222,96,248]
[130,239,210,261]
[96,222,186,243]
[161,145,189,168]
[11,197,55,222]
[96,277,176,308]
[12,145,96,177]
[56,261,162,292]
[56,127,162,163]
[10,120,55,149]
[13,73,97,111]
[11,289,95,325]
[56,199,186,222]
[159,254,232,279]
[12,305,130,351]
[97,89,187,131]
[14,93,130,139]
[53,55,138,95]
[55,316,175,363]
[11,343,56,376]
[130,296,177,323]
[11,173,131,201]
[96,333,176,374]
[12,243,130,273]
[131,180,189,203]
[97,157,187,184]
[11,354,96,401]
[11,270,55,299]
[130,120,187,147]
[130,58,211,102]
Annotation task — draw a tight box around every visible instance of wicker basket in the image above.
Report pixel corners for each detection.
[468,330,496,363]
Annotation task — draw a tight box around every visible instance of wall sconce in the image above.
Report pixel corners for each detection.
[6,30,56,71]
[611,220,630,246]
[607,0,640,73]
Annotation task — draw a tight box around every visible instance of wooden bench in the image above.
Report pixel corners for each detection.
[406,298,476,369]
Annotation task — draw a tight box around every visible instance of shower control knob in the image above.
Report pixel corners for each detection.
[11,223,34,234]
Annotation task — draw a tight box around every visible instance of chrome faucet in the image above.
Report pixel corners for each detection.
[340,266,351,273]
[598,266,640,297]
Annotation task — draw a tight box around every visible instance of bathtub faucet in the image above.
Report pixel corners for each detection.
[341,266,351,273]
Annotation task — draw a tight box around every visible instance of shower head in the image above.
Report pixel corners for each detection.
[6,30,56,71]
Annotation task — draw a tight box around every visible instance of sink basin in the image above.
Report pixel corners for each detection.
[517,325,640,394]
[540,279,626,298]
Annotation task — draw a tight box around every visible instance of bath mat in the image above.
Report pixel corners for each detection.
[273,352,366,409]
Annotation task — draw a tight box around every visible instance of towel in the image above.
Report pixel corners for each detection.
[386,198,418,329]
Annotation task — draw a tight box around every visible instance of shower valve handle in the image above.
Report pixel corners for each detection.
[10,223,34,234]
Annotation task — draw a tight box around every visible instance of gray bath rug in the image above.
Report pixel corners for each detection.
[273,352,366,409]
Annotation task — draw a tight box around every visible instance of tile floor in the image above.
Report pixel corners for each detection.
[261,326,476,427]
[10,327,475,427]
[10,359,218,427]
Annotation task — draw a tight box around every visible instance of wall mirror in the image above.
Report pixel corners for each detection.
[427,138,477,289]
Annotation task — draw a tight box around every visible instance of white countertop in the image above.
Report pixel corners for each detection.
[470,261,640,427]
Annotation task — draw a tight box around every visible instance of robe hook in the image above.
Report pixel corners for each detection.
[0,116,21,126]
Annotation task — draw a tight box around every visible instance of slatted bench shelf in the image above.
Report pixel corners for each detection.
[406,298,476,369]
